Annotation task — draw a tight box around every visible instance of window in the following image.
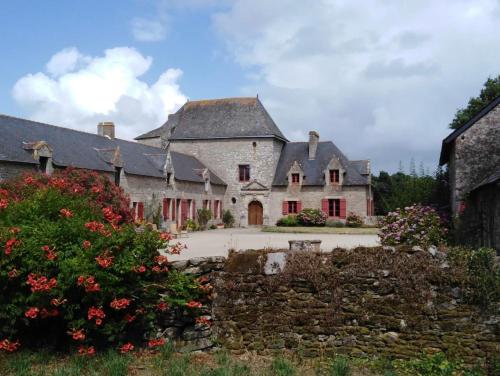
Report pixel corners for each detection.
[328,199,340,217]
[231,197,237,204]
[238,164,250,182]
[114,167,122,186]
[166,173,172,185]
[39,157,48,174]
[291,173,300,184]
[329,169,340,184]
[288,201,298,214]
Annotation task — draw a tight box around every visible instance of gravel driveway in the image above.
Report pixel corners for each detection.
[168,227,379,260]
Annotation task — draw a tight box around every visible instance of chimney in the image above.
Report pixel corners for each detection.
[97,122,115,139]
[308,131,319,160]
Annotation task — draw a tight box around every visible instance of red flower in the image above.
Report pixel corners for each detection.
[41,245,57,260]
[40,308,59,319]
[4,238,20,255]
[152,266,161,273]
[82,240,91,249]
[91,186,102,194]
[77,276,85,285]
[132,265,147,273]
[24,176,34,184]
[156,302,168,311]
[88,306,105,325]
[95,253,114,268]
[0,339,20,352]
[7,269,19,279]
[78,346,95,356]
[25,307,39,319]
[77,276,100,292]
[27,273,57,293]
[148,338,166,348]
[49,177,67,189]
[186,301,202,309]
[159,232,173,241]
[69,329,86,341]
[195,316,212,327]
[110,298,130,310]
[123,314,136,323]
[119,343,134,353]
[59,208,73,218]
[154,255,168,265]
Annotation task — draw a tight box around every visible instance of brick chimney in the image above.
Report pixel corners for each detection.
[97,122,115,139]
[308,131,319,160]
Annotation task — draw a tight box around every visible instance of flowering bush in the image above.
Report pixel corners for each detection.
[0,170,207,353]
[379,204,447,247]
[276,215,298,227]
[345,213,363,228]
[297,209,327,227]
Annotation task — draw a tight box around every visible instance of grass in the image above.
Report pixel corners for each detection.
[0,349,489,376]
[262,226,379,235]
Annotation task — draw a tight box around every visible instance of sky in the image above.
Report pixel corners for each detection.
[0,0,499,174]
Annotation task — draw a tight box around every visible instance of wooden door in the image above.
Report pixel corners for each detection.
[180,199,188,227]
[248,201,263,225]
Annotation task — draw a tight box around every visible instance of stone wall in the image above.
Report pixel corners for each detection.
[449,103,500,215]
[0,161,37,182]
[204,248,498,364]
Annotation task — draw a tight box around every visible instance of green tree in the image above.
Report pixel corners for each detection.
[450,75,500,129]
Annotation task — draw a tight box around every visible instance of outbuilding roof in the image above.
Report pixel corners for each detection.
[135,97,288,142]
[0,114,225,185]
[439,96,500,165]
[272,141,369,186]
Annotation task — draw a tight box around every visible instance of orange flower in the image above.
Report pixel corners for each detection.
[78,346,95,356]
[41,245,57,260]
[27,273,57,293]
[95,253,114,268]
[24,176,34,184]
[185,301,202,309]
[87,306,105,326]
[159,232,173,241]
[59,208,73,218]
[25,307,39,319]
[195,316,212,327]
[69,329,86,341]
[7,269,19,279]
[50,298,67,307]
[148,338,166,348]
[119,343,134,353]
[110,298,130,310]
[0,339,20,352]
[82,240,91,249]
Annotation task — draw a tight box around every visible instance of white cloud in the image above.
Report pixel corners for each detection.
[213,0,500,172]
[131,17,168,42]
[13,47,187,140]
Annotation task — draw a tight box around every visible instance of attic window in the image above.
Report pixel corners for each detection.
[114,167,122,186]
[291,173,300,184]
[39,157,48,174]
[252,142,257,148]
[329,169,340,184]
[166,173,172,185]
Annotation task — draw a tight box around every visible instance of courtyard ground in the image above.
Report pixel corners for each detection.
[168,227,379,260]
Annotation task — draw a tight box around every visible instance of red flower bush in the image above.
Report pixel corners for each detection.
[0,170,207,353]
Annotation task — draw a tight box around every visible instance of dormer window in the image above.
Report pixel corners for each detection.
[166,172,172,185]
[114,167,122,186]
[329,169,340,184]
[291,173,300,184]
[39,157,48,174]
[239,165,250,182]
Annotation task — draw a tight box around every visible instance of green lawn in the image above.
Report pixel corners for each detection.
[262,226,379,235]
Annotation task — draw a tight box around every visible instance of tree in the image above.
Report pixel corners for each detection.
[450,75,500,129]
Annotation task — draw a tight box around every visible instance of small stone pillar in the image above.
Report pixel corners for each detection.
[288,240,322,252]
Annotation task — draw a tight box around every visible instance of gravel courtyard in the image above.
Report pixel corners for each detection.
[168,227,379,260]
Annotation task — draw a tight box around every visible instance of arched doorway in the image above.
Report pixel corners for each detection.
[248,200,263,225]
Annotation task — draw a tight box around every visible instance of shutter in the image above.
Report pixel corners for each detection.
[297,201,302,213]
[339,198,347,219]
[282,201,288,215]
[219,201,223,219]
[163,198,169,220]
[192,200,196,219]
[137,202,144,220]
[172,199,176,221]
[321,199,329,216]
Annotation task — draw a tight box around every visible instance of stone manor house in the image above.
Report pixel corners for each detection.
[0,97,373,227]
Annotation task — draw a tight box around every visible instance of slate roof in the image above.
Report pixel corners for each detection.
[472,168,500,191]
[272,142,369,186]
[0,114,225,185]
[135,97,288,142]
[439,96,500,165]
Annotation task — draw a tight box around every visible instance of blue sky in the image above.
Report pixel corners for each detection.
[1,1,499,173]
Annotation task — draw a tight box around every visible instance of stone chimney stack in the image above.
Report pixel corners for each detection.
[97,122,115,139]
[308,131,319,160]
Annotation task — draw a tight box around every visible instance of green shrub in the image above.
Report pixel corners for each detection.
[392,352,461,376]
[329,355,351,376]
[297,208,327,227]
[185,219,199,231]
[222,210,235,228]
[0,170,206,354]
[379,204,447,247]
[345,213,363,228]
[270,357,295,376]
[276,215,298,227]
[197,208,212,230]
[326,220,345,228]
[209,224,217,230]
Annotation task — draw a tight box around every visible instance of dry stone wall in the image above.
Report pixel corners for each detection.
[164,248,498,364]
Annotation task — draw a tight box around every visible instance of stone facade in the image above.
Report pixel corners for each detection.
[159,248,498,364]
[445,102,500,216]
